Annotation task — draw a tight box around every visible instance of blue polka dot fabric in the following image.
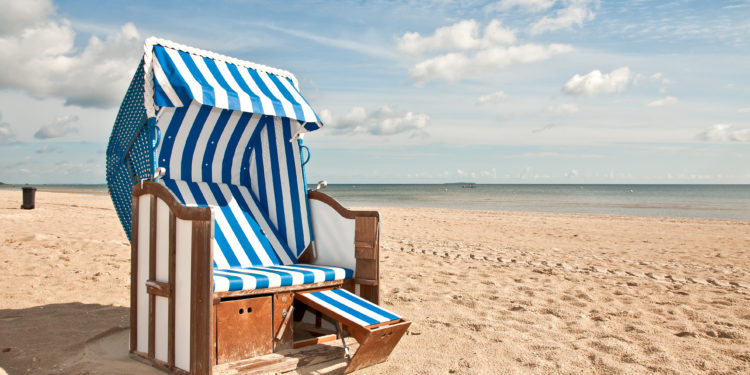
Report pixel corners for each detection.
[106,59,153,240]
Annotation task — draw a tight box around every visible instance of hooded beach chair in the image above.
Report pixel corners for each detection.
[106,37,409,374]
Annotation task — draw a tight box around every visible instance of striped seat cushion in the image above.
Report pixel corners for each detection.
[161,178,298,267]
[301,289,401,327]
[213,264,353,292]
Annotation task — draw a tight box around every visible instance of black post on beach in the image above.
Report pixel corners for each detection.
[21,186,36,209]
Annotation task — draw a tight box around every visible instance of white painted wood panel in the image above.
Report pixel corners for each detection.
[174,218,192,371]
[309,199,356,273]
[136,195,151,353]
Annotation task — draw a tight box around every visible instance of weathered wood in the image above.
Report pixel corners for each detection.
[213,280,344,299]
[133,181,211,221]
[297,243,315,263]
[168,210,176,369]
[146,280,172,297]
[148,196,157,359]
[343,321,411,374]
[215,341,357,374]
[130,352,190,375]
[354,216,380,304]
[307,190,379,220]
[190,220,212,375]
[273,293,294,351]
[216,296,273,364]
[130,195,139,353]
[292,334,339,349]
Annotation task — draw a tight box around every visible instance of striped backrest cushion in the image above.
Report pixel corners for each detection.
[155,101,312,259]
[161,178,298,268]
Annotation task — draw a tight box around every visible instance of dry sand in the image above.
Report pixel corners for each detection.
[0,190,749,374]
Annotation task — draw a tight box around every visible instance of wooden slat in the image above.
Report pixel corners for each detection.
[168,210,176,369]
[130,195,139,353]
[190,220,212,375]
[292,334,339,349]
[133,181,211,221]
[148,196,157,359]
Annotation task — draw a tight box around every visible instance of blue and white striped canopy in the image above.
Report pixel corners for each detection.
[107,38,323,253]
[149,43,322,131]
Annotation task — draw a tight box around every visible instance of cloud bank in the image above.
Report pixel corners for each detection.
[320,106,429,136]
[0,0,142,108]
[34,115,79,139]
[695,124,750,142]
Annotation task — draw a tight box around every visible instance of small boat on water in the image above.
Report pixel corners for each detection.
[462,183,477,188]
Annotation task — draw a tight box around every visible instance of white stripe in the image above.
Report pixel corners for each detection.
[305,293,370,327]
[215,61,254,112]
[228,268,283,288]
[260,127,278,228]
[230,114,260,185]
[280,264,333,282]
[276,77,316,122]
[292,264,346,280]
[290,131,310,245]
[249,149,259,198]
[213,270,257,291]
[212,274,231,292]
[154,108,175,170]
[218,184,274,266]
[258,72,295,118]
[322,290,392,324]
[262,266,305,285]
[211,111,242,183]
[164,48,204,105]
[235,185,295,265]
[169,102,201,180]
[198,183,253,268]
[192,107,221,181]
[273,118,296,250]
[152,55,183,107]
[191,54,229,109]
[237,67,276,116]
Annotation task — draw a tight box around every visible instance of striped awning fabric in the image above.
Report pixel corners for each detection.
[301,289,401,327]
[147,39,322,132]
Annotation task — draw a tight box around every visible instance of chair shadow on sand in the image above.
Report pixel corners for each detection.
[0,303,351,375]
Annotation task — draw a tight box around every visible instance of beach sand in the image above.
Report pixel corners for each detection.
[1,190,748,374]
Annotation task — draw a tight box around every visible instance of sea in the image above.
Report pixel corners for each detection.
[2,183,749,221]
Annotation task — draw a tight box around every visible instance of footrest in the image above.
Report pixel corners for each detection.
[295,288,410,374]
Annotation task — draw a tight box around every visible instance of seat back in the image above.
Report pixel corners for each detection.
[162,178,298,268]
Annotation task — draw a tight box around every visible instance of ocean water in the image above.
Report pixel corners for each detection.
[3,183,748,221]
[315,184,750,222]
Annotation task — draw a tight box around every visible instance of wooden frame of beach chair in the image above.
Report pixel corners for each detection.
[129,180,403,374]
[107,37,409,374]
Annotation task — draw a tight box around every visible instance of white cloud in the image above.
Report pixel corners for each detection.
[409,43,572,83]
[562,67,633,96]
[398,19,572,83]
[322,105,429,136]
[694,124,750,142]
[548,102,579,113]
[477,91,508,104]
[738,107,750,113]
[34,115,79,139]
[0,0,142,108]
[0,113,16,145]
[647,96,678,107]
[564,169,579,178]
[397,19,516,55]
[491,0,557,12]
[530,0,599,35]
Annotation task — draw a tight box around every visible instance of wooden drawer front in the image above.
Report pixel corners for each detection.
[216,296,272,364]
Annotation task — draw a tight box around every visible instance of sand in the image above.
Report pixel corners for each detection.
[0,189,749,374]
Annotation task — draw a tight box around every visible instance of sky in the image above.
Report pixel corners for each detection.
[0,0,748,184]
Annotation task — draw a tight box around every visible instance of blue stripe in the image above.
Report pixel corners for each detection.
[162,179,184,203]
[203,57,241,110]
[243,266,295,285]
[265,121,288,247]
[286,77,321,123]
[217,269,270,289]
[267,74,305,121]
[157,107,187,180]
[331,289,400,322]
[227,184,289,265]
[246,69,286,117]
[202,109,232,182]
[214,228,241,268]
[152,77,174,107]
[181,105,212,181]
[177,50,215,106]
[225,63,263,113]
[253,134,268,213]
[283,264,336,279]
[239,115,269,187]
[291,264,352,279]
[221,112,252,183]
[282,119,305,254]
[207,183,264,266]
[152,46,192,106]
[313,292,379,326]
[212,272,245,292]
[263,266,314,284]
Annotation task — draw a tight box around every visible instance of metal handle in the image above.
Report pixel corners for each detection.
[315,180,328,191]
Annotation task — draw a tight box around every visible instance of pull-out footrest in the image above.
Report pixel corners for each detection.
[296,288,410,374]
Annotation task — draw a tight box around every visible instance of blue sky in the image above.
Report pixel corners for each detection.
[0,0,748,184]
